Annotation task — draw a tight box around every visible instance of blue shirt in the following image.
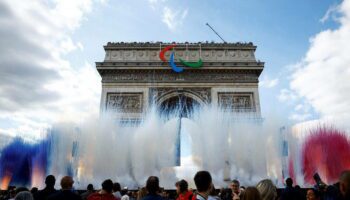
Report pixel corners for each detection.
[142,194,163,200]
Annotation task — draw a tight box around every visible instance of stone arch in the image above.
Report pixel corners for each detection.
[156,90,206,118]
[156,90,207,107]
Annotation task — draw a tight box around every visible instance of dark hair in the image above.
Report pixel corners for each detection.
[45,175,56,187]
[31,187,38,194]
[87,184,94,191]
[113,182,121,192]
[194,171,212,192]
[146,176,160,194]
[102,179,114,193]
[286,178,293,187]
[176,180,188,193]
[15,187,29,194]
[121,189,128,196]
[231,179,240,186]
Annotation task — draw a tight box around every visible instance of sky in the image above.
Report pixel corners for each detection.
[0,0,349,140]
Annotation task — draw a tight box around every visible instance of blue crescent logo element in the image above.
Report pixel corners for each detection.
[169,52,183,73]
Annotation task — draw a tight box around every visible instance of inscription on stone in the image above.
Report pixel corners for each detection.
[106,93,143,113]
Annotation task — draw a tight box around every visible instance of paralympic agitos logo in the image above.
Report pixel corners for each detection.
[159,44,203,73]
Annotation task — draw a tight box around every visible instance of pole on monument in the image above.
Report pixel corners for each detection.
[206,23,226,43]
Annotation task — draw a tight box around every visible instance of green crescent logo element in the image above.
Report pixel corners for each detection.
[179,58,203,68]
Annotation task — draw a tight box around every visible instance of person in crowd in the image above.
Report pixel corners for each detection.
[88,179,116,200]
[113,183,122,200]
[339,170,350,200]
[218,188,232,200]
[33,175,57,200]
[306,189,320,200]
[230,180,241,200]
[121,188,129,200]
[128,192,136,200]
[8,188,30,200]
[129,191,137,200]
[30,188,38,196]
[47,176,81,200]
[193,171,213,200]
[175,180,193,200]
[81,184,94,200]
[137,187,147,200]
[208,184,220,200]
[15,191,33,200]
[256,179,277,200]
[279,177,298,200]
[240,187,261,200]
[294,185,305,200]
[142,176,162,200]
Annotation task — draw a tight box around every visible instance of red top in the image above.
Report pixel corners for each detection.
[177,191,194,200]
[88,192,118,200]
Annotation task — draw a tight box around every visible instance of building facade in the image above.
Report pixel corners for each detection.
[96,42,264,120]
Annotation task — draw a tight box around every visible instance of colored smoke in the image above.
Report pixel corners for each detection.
[302,126,350,184]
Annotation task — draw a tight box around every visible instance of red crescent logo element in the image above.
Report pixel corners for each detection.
[159,44,176,62]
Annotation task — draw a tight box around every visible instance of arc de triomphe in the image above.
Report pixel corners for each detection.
[96,42,264,121]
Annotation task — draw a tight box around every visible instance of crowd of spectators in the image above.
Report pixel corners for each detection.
[1,170,350,200]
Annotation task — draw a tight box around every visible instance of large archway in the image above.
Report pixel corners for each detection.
[159,94,201,118]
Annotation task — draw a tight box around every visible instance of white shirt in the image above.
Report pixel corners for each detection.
[114,191,122,199]
[121,194,129,200]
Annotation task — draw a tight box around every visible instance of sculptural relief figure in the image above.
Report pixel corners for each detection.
[107,93,143,113]
[219,93,253,111]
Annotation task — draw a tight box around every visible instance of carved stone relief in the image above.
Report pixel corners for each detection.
[218,92,254,111]
[106,93,143,113]
[104,49,256,62]
[102,71,258,83]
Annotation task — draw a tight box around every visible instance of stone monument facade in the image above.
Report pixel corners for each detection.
[96,42,264,121]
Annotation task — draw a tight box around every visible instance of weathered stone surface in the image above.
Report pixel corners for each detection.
[96,42,264,119]
[106,93,143,113]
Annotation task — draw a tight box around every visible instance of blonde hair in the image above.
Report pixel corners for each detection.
[137,187,147,200]
[256,179,277,200]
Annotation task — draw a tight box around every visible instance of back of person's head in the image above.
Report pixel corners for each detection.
[146,176,160,195]
[102,179,114,194]
[30,187,38,194]
[177,180,188,193]
[87,184,94,191]
[15,187,29,194]
[194,171,212,193]
[339,170,350,197]
[285,178,293,187]
[15,191,33,200]
[60,176,74,190]
[45,175,56,188]
[113,182,121,192]
[241,187,262,200]
[121,188,128,196]
[256,179,277,200]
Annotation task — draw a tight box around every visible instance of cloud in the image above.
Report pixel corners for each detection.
[162,6,188,31]
[259,76,279,88]
[288,0,350,126]
[0,0,102,139]
[320,4,340,23]
[278,89,298,102]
